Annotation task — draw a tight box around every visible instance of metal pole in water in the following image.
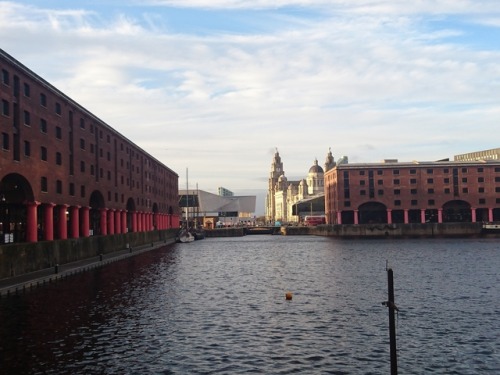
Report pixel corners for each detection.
[386,267,398,375]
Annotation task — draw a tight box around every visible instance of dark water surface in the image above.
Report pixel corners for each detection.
[0,236,499,374]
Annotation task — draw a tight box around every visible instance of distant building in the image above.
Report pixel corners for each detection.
[265,148,336,223]
[218,187,234,197]
[454,148,500,161]
[324,157,500,225]
[179,189,256,228]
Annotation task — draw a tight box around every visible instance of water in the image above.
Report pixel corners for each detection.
[0,236,499,374]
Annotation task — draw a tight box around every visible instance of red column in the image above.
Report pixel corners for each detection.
[336,211,342,224]
[70,206,80,238]
[488,208,493,222]
[471,207,476,223]
[81,206,90,237]
[58,205,68,240]
[100,208,108,235]
[108,209,115,235]
[386,209,392,224]
[115,210,121,234]
[26,201,40,243]
[121,210,127,233]
[137,212,142,232]
[420,209,426,223]
[438,208,443,223]
[354,210,359,225]
[43,203,55,241]
[132,212,137,232]
[404,209,409,224]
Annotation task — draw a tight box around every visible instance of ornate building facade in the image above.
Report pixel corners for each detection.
[265,148,336,223]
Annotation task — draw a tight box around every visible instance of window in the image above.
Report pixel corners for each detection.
[394,189,401,195]
[495,167,500,173]
[462,188,468,193]
[55,126,62,139]
[411,189,417,194]
[55,102,61,115]
[23,83,30,97]
[2,132,9,150]
[40,119,47,133]
[40,93,47,107]
[107,151,111,161]
[443,168,449,173]
[80,161,85,172]
[24,111,31,126]
[479,198,485,205]
[41,177,48,192]
[56,180,62,194]
[496,177,500,183]
[80,139,85,150]
[359,171,365,176]
[479,187,484,193]
[377,180,383,185]
[56,152,62,165]
[394,200,401,206]
[478,167,484,173]
[378,189,384,195]
[444,188,451,194]
[410,169,416,174]
[410,178,417,184]
[462,168,468,173]
[377,170,383,175]
[393,170,400,175]
[2,99,9,116]
[496,187,500,193]
[69,183,75,196]
[462,178,467,183]
[41,146,47,161]
[80,118,85,129]
[427,168,433,174]
[81,185,86,198]
[24,141,30,156]
[360,180,366,186]
[1,69,9,85]
[90,165,95,175]
[427,178,434,184]
[444,178,450,184]
[428,199,435,205]
[344,201,351,207]
[360,190,366,195]
[428,188,434,194]
[411,200,418,206]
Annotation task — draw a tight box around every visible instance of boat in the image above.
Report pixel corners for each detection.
[177,226,195,243]
[177,168,197,243]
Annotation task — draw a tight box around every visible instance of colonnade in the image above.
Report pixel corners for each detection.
[22,202,179,243]
[334,207,494,225]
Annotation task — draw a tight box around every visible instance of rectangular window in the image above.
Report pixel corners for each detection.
[377,170,383,175]
[496,177,500,183]
[495,167,500,173]
[479,187,484,193]
[428,188,434,194]
[444,188,451,194]
[1,69,9,85]
[40,93,47,107]
[479,198,485,204]
[2,132,9,150]
[444,178,450,184]
[462,188,468,193]
[359,170,365,176]
[56,126,62,139]
[394,189,400,195]
[80,118,85,129]
[24,111,31,126]
[393,179,400,185]
[360,180,366,186]
[2,99,9,116]
[56,152,62,165]
[378,189,384,195]
[462,168,468,173]
[69,183,75,196]
[344,201,351,207]
[24,83,30,97]
[428,199,435,206]
[41,146,47,161]
[40,118,47,133]
[394,200,401,206]
[427,169,433,174]
[411,200,418,206]
[360,190,366,195]
[443,168,449,173]
[56,180,62,194]
[80,161,85,172]
[24,141,31,156]
[462,178,468,183]
[411,189,417,194]
[55,102,62,115]
[80,139,85,150]
[478,167,484,173]
[410,169,416,174]
[410,178,417,184]
[393,170,400,175]
[81,185,86,198]
[496,187,500,193]
[427,178,434,184]
[41,177,48,192]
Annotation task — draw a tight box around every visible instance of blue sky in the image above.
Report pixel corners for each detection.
[2,1,500,213]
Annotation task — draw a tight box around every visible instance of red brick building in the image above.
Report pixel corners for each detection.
[324,159,500,225]
[0,49,179,243]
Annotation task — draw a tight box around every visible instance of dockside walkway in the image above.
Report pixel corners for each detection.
[0,239,176,298]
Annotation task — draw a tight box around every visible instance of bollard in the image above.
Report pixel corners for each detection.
[55,264,59,274]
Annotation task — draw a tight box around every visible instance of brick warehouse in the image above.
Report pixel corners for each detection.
[324,158,500,225]
[0,49,179,244]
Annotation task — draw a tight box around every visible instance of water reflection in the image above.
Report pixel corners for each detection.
[0,236,499,374]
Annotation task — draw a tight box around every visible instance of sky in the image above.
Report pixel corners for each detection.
[1,1,500,214]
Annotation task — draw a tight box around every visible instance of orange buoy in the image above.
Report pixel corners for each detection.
[285,292,293,300]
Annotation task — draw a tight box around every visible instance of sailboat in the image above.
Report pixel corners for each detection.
[177,168,195,243]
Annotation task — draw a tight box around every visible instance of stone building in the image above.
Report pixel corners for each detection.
[0,49,179,243]
[265,148,336,223]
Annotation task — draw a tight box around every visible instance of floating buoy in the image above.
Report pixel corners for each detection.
[285,292,293,300]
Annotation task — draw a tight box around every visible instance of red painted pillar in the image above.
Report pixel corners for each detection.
[70,206,80,238]
[108,209,115,235]
[80,206,90,237]
[488,208,493,222]
[26,201,40,243]
[43,203,55,241]
[438,208,443,223]
[58,205,68,240]
[121,210,127,233]
[132,211,137,232]
[471,207,476,223]
[115,210,121,234]
[137,212,142,232]
[336,211,342,225]
[100,208,108,235]
[420,209,426,223]
[404,209,409,224]
[386,209,392,224]
[354,210,359,225]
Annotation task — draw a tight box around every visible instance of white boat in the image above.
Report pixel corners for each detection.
[178,228,195,243]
